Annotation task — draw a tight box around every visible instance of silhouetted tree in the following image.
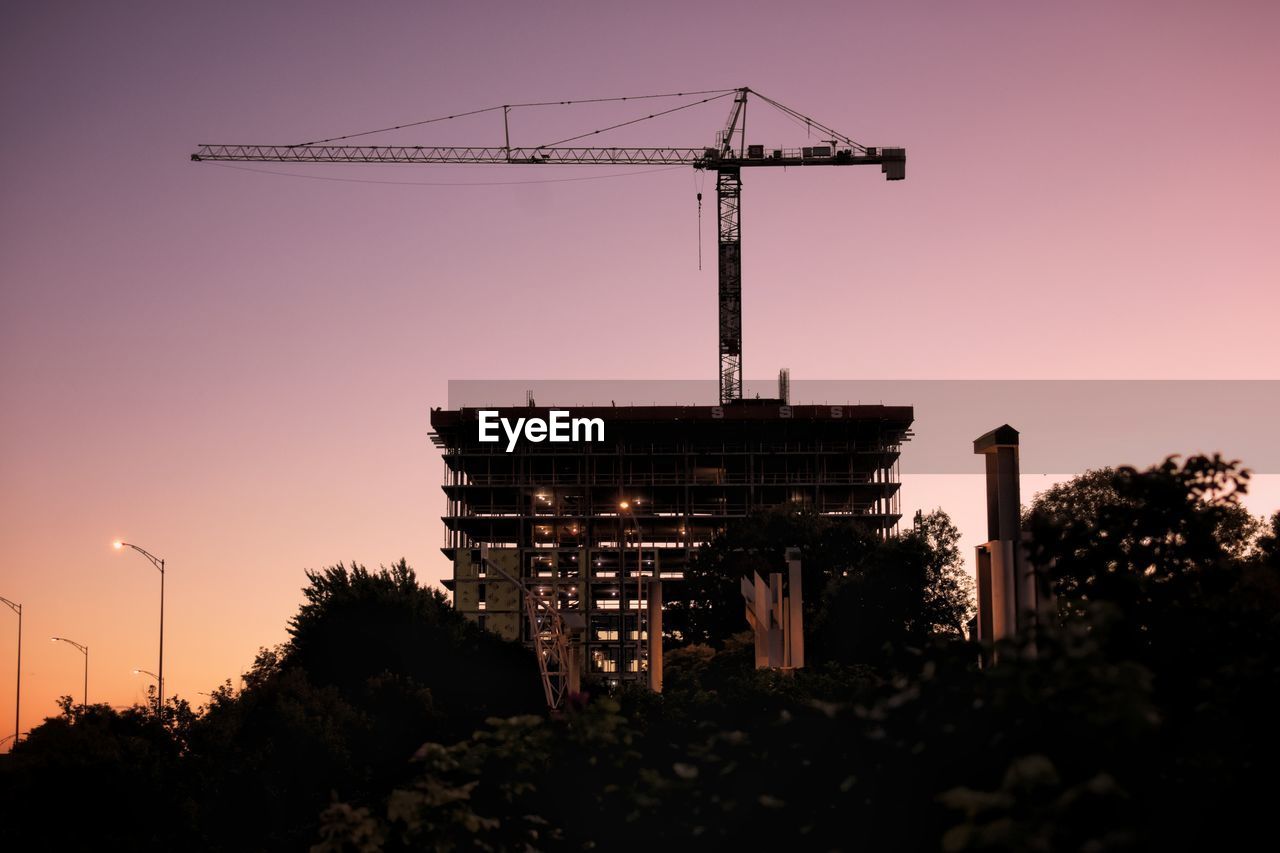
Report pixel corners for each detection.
[319,458,1277,851]
[182,560,543,850]
[1025,455,1279,840]
[0,697,196,850]
[283,560,542,735]
[1256,511,1280,567]
[1026,455,1261,649]
[813,509,973,665]
[671,507,972,667]
[7,464,1278,852]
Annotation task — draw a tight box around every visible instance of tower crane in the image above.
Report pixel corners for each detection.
[192,87,905,405]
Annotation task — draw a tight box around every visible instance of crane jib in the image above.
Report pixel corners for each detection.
[190,144,904,177]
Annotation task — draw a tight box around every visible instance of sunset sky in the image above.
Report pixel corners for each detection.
[2,1,1277,742]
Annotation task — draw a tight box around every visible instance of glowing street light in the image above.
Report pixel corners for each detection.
[618,499,646,677]
[619,499,662,692]
[51,636,89,707]
[133,668,160,704]
[114,541,165,713]
[0,596,21,746]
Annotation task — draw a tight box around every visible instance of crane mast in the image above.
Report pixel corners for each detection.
[192,87,905,404]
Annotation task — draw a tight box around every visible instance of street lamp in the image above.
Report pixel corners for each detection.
[618,500,643,622]
[133,668,160,705]
[51,636,89,707]
[114,541,165,713]
[619,499,662,689]
[0,596,21,746]
[614,499,645,676]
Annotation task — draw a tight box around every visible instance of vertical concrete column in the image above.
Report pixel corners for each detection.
[568,638,582,697]
[974,545,994,641]
[753,573,770,668]
[647,580,663,693]
[995,445,1021,542]
[974,425,1027,643]
[768,573,785,666]
[786,549,804,669]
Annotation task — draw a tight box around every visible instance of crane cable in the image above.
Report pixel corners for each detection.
[694,170,706,271]
[748,89,869,153]
[535,91,737,149]
[697,191,703,271]
[294,88,739,146]
[290,87,870,159]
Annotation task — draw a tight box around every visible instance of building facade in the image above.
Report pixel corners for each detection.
[430,400,913,684]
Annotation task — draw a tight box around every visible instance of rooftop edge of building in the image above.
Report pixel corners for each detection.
[430,401,914,437]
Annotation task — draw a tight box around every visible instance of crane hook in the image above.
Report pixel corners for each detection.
[697,191,703,271]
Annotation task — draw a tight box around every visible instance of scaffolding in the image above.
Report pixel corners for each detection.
[432,399,913,685]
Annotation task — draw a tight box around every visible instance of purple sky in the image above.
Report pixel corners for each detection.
[2,1,1277,738]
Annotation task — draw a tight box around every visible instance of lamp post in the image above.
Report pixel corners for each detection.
[617,501,633,681]
[620,501,663,693]
[51,636,89,707]
[114,541,164,714]
[0,597,20,746]
[619,501,642,625]
[622,499,650,676]
[133,668,159,705]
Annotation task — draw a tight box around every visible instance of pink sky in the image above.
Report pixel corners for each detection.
[2,1,1278,741]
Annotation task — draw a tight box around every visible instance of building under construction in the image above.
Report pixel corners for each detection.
[431,398,913,684]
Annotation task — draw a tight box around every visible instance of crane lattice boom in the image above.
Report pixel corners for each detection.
[191,143,900,170]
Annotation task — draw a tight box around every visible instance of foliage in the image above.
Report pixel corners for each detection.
[0,559,543,852]
[813,509,973,666]
[0,697,196,850]
[316,701,650,852]
[316,621,1163,851]
[1022,456,1280,840]
[184,561,543,850]
[315,456,1278,851]
[1252,510,1280,566]
[669,506,973,668]
[284,560,543,739]
[1026,455,1261,616]
[4,455,1279,850]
